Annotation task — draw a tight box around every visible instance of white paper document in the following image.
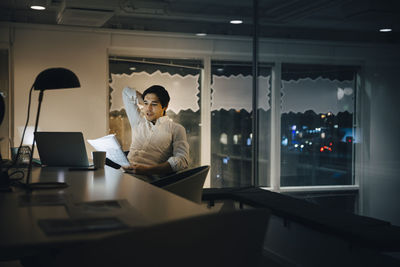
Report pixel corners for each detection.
[87,134,130,166]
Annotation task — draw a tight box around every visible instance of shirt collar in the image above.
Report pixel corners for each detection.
[154,116,170,125]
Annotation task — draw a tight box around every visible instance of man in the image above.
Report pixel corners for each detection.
[122,85,189,175]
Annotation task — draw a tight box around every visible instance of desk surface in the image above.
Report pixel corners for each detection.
[0,166,210,259]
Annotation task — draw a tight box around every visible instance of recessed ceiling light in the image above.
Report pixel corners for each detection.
[379,28,392,32]
[230,20,243,25]
[129,67,136,71]
[196,33,207,37]
[30,0,46,10]
[30,5,46,10]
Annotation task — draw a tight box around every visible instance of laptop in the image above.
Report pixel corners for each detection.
[35,132,90,167]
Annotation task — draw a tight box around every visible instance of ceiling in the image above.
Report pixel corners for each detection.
[1,0,399,43]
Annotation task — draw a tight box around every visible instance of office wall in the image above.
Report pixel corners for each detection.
[0,27,9,46]
[11,26,110,156]
[361,63,400,225]
[1,23,400,225]
[0,27,10,159]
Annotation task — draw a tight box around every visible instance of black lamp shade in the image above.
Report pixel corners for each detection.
[33,68,80,91]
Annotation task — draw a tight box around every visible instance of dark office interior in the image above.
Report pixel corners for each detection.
[1,0,400,266]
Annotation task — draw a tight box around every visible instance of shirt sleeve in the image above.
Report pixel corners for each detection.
[167,124,190,172]
[122,87,141,129]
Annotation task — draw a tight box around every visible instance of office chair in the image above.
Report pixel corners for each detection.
[50,208,271,267]
[151,165,210,203]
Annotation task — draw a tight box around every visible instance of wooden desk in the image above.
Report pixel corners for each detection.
[0,166,210,260]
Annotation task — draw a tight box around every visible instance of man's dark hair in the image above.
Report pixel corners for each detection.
[142,85,170,108]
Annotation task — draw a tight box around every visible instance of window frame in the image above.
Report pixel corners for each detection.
[265,60,363,193]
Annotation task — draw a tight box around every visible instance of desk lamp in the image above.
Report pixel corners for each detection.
[26,68,80,190]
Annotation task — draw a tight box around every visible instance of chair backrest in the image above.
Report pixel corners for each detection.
[152,165,210,203]
[52,208,271,267]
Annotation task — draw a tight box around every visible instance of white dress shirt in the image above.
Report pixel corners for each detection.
[122,87,189,172]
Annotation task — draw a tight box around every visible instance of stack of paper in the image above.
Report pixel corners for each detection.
[87,134,130,166]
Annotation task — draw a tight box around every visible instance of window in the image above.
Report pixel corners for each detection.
[210,61,271,187]
[107,57,358,190]
[280,64,357,186]
[108,57,202,168]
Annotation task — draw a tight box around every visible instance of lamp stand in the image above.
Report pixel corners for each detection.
[25,90,68,190]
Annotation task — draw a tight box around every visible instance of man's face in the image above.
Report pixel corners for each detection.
[143,93,167,123]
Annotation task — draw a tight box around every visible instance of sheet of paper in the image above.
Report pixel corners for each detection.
[87,134,130,166]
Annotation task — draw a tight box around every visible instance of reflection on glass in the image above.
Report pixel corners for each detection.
[211,61,271,187]
[281,64,357,186]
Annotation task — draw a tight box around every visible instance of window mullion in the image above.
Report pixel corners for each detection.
[201,56,211,188]
[270,62,282,192]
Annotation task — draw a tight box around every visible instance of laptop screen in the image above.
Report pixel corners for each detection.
[35,132,89,167]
